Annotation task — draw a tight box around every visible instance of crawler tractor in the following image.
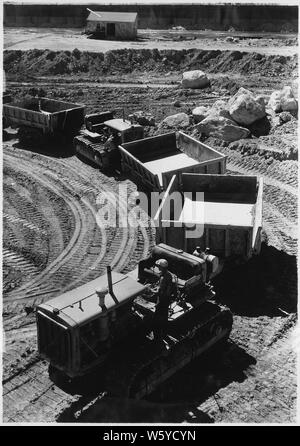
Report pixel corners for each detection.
[36,244,232,399]
[74,112,144,171]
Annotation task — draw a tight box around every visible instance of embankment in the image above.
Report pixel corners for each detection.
[4,48,298,79]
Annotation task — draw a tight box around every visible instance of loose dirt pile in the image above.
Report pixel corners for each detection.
[214,117,298,161]
[4,48,297,79]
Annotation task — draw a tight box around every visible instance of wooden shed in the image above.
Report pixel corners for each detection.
[85,10,138,40]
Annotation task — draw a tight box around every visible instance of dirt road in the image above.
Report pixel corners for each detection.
[4,27,298,56]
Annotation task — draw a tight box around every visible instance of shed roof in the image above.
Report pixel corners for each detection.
[87,11,137,23]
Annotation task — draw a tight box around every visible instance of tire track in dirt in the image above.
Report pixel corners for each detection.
[2,149,155,423]
[4,153,88,299]
[227,161,297,197]
[198,319,296,423]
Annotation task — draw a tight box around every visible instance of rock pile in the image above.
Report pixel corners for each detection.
[267,86,298,113]
[129,111,155,126]
[190,87,264,142]
[187,85,297,144]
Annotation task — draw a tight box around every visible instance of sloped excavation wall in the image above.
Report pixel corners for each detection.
[4,48,297,78]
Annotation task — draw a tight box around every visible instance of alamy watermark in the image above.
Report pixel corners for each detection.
[95,184,205,239]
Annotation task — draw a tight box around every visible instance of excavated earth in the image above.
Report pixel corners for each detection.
[2,40,298,424]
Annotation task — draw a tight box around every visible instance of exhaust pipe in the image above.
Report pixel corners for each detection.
[107,265,113,294]
[107,266,118,304]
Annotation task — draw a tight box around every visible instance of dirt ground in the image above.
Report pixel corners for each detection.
[4,28,298,56]
[2,30,298,424]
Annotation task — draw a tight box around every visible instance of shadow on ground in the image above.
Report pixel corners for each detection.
[56,339,255,423]
[12,140,75,158]
[58,396,214,423]
[213,242,297,317]
[147,340,256,404]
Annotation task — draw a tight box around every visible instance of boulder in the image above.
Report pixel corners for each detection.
[181,70,210,89]
[129,111,155,127]
[271,111,295,128]
[255,95,266,108]
[280,86,298,112]
[209,100,231,119]
[173,100,181,107]
[228,87,266,125]
[160,112,190,129]
[279,111,294,123]
[196,116,250,142]
[268,90,283,113]
[291,79,298,100]
[192,106,209,123]
[267,86,298,113]
[192,100,231,124]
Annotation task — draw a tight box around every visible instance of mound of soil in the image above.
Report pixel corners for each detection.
[4,48,298,79]
[229,138,297,161]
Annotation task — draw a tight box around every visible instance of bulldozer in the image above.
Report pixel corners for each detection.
[74,111,144,172]
[36,244,232,399]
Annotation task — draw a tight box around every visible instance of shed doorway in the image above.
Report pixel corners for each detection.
[107,23,115,36]
[96,23,105,38]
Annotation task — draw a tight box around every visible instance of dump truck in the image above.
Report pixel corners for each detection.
[154,173,263,272]
[74,116,144,171]
[119,131,226,192]
[3,97,85,146]
[36,244,232,399]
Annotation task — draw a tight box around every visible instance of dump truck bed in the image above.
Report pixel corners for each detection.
[3,97,85,135]
[155,173,263,262]
[119,131,226,191]
[143,152,199,184]
[179,199,255,227]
